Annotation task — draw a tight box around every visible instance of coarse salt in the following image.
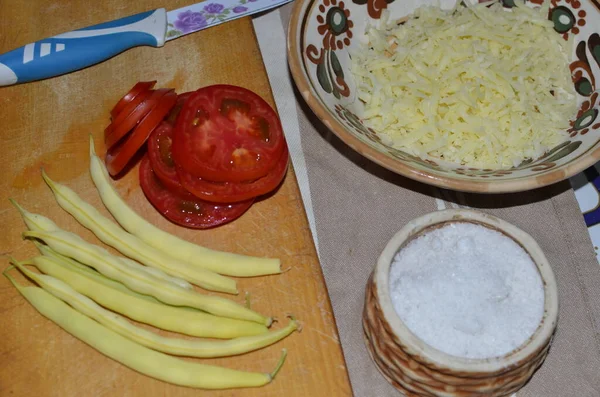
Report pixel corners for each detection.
[388,222,544,359]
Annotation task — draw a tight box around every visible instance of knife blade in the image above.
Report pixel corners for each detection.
[0,0,292,87]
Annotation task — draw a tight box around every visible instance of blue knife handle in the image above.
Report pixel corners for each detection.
[0,8,167,86]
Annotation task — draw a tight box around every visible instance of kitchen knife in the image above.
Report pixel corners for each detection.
[0,0,292,86]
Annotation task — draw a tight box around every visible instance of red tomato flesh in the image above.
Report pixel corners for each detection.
[105,89,154,145]
[105,88,173,149]
[177,145,289,203]
[139,155,253,229]
[165,92,193,126]
[110,81,156,119]
[147,121,190,196]
[172,85,286,183]
[106,90,177,176]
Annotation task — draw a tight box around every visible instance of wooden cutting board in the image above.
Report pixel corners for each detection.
[0,1,353,396]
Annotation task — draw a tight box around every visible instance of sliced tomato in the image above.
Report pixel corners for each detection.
[110,81,156,119]
[106,90,178,176]
[165,92,193,126]
[177,145,289,203]
[105,88,174,149]
[172,85,286,183]
[139,155,253,229]
[147,121,190,196]
[105,89,154,145]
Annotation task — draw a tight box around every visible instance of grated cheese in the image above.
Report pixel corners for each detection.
[350,1,577,169]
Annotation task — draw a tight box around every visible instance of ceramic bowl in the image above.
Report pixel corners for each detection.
[287,0,600,193]
[362,209,559,397]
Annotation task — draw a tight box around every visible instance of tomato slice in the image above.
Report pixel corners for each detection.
[110,81,156,119]
[139,155,253,229]
[172,85,286,182]
[110,88,155,126]
[106,90,178,176]
[177,145,289,203]
[147,121,190,196]
[105,89,154,145]
[105,88,173,149]
[165,92,193,126]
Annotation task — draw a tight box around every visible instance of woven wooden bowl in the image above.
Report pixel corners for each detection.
[363,209,559,397]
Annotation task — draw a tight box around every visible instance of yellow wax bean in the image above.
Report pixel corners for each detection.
[89,137,281,277]
[33,241,158,303]
[41,171,236,294]
[4,269,286,390]
[11,199,192,291]
[22,230,270,325]
[9,198,60,232]
[13,260,297,358]
[28,253,267,339]
[119,256,193,290]
[25,228,189,295]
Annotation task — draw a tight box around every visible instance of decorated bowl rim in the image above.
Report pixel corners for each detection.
[286,0,600,193]
[372,209,559,373]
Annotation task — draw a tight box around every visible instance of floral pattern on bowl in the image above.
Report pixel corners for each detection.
[288,0,600,192]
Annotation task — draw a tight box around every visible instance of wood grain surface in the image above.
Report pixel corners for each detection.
[0,1,353,395]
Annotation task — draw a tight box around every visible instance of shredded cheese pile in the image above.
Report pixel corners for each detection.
[350,1,576,169]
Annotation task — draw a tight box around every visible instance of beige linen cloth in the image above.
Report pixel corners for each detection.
[255,5,600,396]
